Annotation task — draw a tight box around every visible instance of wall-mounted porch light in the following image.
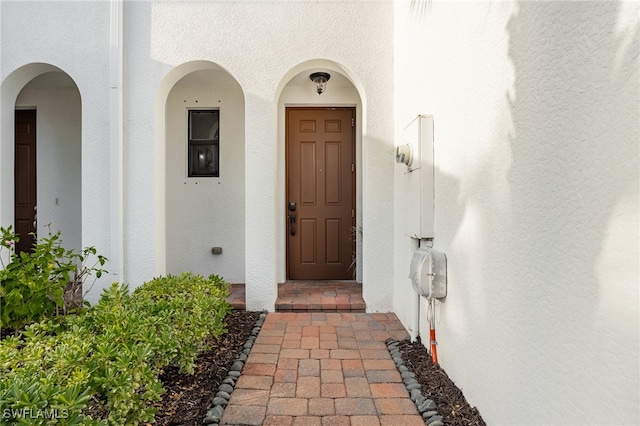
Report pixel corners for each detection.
[310,72,330,95]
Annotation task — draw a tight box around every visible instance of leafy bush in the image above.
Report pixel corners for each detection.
[0,226,107,331]
[0,273,231,425]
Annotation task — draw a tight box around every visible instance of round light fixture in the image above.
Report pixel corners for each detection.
[309,72,331,95]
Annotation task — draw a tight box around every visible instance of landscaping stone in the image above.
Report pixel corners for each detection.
[417,398,437,412]
[401,371,416,379]
[205,405,224,420]
[218,383,233,394]
[385,337,442,425]
[215,391,230,400]
[200,312,266,426]
[404,377,418,386]
[406,382,422,391]
[426,415,444,425]
[212,397,228,407]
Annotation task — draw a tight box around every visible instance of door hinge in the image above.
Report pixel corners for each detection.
[352,209,355,218]
[351,163,355,172]
[352,118,355,127]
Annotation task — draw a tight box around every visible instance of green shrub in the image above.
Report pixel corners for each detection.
[0,273,231,425]
[131,273,231,372]
[0,226,107,331]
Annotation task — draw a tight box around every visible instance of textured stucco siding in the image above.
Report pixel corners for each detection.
[1,1,112,301]
[164,70,246,283]
[2,1,638,423]
[1,1,395,311]
[124,1,394,311]
[394,1,639,424]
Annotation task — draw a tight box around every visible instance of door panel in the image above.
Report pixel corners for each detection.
[325,142,341,204]
[287,108,355,280]
[15,110,37,254]
[325,219,342,263]
[300,219,317,263]
[300,142,317,204]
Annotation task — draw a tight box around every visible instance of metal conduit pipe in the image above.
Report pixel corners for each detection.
[109,0,124,282]
[410,290,420,342]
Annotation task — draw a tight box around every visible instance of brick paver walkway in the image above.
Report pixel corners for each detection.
[221,312,424,426]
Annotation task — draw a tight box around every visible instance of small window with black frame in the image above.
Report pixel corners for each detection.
[188,109,219,177]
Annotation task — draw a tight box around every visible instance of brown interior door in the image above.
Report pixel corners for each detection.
[15,110,37,254]
[286,107,355,280]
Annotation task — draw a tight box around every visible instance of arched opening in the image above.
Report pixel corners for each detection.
[1,64,82,253]
[276,60,365,284]
[158,62,245,282]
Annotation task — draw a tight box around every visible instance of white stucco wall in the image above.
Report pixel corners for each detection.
[165,69,245,283]
[126,1,394,311]
[15,72,82,253]
[1,1,113,303]
[2,0,637,422]
[0,0,394,312]
[394,1,639,424]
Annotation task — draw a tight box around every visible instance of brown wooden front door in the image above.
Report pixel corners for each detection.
[286,107,355,280]
[15,110,37,254]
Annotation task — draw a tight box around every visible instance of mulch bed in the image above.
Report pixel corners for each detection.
[151,310,260,426]
[152,311,485,425]
[398,337,486,425]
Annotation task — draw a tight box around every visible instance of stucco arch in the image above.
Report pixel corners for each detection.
[274,59,367,109]
[275,59,366,283]
[1,63,82,252]
[155,61,245,279]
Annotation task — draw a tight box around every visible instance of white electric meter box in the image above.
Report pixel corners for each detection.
[397,115,434,239]
[410,247,447,299]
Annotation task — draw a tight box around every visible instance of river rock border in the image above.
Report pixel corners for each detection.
[385,337,445,426]
[202,310,268,425]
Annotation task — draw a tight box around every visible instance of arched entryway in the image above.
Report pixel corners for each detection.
[1,64,82,254]
[157,62,245,282]
[274,60,367,311]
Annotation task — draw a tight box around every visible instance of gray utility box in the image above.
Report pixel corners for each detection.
[410,247,447,299]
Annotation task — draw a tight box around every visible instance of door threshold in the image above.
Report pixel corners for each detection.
[276,281,365,312]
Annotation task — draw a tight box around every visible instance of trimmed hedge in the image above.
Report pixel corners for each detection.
[0,273,231,425]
